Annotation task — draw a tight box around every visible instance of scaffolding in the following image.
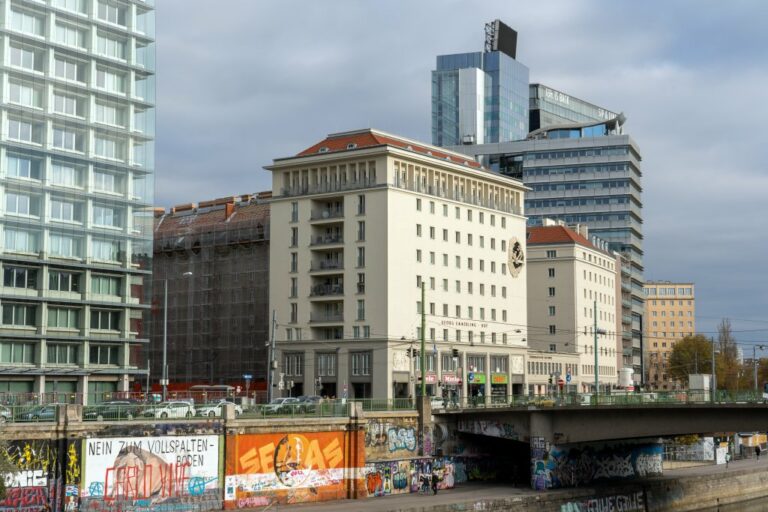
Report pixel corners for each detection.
[150,193,271,394]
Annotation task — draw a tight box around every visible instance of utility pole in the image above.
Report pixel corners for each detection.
[754,345,766,392]
[267,310,276,404]
[420,283,426,398]
[146,360,150,398]
[711,336,716,402]
[594,300,598,396]
[162,278,168,401]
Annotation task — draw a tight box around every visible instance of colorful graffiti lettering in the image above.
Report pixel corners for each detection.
[387,428,416,452]
[531,441,663,490]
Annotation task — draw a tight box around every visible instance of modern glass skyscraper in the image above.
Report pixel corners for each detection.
[529,83,620,132]
[432,19,529,147]
[451,118,645,382]
[0,0,155,402]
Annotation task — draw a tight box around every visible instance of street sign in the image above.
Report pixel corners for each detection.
[468,372,475,383]
[566,373,572,383]
[243,373,253,380]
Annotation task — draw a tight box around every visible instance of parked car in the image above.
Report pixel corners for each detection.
[142,401,196,419]
[16,405,60,422]
[296,395,322,413]
[262,397,299,414]
[196,400,242,417]
[0,405,11,423]
[83,401,139,421]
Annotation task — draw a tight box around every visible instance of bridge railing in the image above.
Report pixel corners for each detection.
[434,390,767,411]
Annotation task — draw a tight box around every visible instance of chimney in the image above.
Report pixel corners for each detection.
[225,202,235,220]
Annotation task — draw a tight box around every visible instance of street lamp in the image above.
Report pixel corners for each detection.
[754,345,766,392]
[162,271,193,401]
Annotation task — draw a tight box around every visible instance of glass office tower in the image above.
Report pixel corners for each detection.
[432,20,529,147]
[452,118,645,383]
[0,0,155,403]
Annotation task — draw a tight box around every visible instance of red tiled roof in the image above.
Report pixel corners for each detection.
[296,129,483,170]
[526,225,599,251]
[155,197,270,236]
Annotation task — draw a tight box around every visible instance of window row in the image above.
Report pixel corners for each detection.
[3,266,122,294]
[5,79,151,131]
[5,117,148,164]
[5,153,130,193]
[1,302,122,329]
[4,228,126,261]
[414,198,508,228]
[415,225,510,251]
[282,350,372,377]
[415,275,509,299]
[11,0,152,34]
[651,310,694,317]
[415,325,512,345]
[7,43,153,100]
[5,193,127,228]
[415,249,509,274]
[582,269,615,288]
[0,341,121,365]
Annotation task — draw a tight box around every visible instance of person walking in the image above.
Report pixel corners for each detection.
[756,445,762,461]
[431,468,439,495]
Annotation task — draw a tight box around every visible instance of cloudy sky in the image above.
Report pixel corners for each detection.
[154,1,768,344]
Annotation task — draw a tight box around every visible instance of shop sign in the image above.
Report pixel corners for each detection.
[442,374,461,385]
[418,372,437,384]
[468,372,486,384]
[491,373,508,384]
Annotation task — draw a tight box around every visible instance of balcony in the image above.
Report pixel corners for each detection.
[309,260,344,273]
[310,284,344,297]
[309,312,344,323]
[310,209,344,222]
[310,235,343,247]
[280,178,379,198]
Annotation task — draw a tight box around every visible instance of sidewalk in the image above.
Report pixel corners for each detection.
[240,457,768,512]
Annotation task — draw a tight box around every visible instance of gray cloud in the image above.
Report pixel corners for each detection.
[155,0,768,341]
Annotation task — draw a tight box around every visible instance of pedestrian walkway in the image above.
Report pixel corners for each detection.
[240,457,767,512]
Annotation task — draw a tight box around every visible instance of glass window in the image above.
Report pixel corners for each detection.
[3,267,37,289]
[5,192,33,216]
[10,10,44,36]
[95,68,125,93]
[96,33,126,60]
[91,239,120,261]
[91,275,120,295]
[10,44,40,71]
[8,118,38,143]
[47,307,79,328]
[4,228,38,253]
[54,23,86,48]
[8,80,42,109]
[92,205,122,228]
[49,271,79,292]
[94,102,125,127]
[54,57,85,82]
[0,342,35,364]
[50,199,76,221]
[89,344,118,365]
[52,92,82,118]
[52,127,83,152]
[7,154,41,180]
[93,135,124,160]
[49,233,78,257]
[90,310,120,330]
[50,163,82,188]
[2,303,37,326]
[351,352,371,376]
[93,170,119,193]
[52,0,87,14]
[97,1,126,26]
[47,344,78,365]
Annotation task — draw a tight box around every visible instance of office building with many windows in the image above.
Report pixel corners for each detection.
[452,115,644,383]
[266,128,529,401]
[643,281,695,390]
[432,19,529,147]
[0,0,155,402]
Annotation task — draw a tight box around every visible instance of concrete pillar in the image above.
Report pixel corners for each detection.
[460,353,468,406]
[485,352,491,406]
[35,375,46,404]
[78,375,89,406]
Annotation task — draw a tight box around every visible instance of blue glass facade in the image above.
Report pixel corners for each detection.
[432,51,529,146]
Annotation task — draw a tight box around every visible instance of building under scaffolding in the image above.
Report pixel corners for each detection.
[150,193,270,392]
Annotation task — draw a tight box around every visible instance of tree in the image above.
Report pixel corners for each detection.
[668,335,713,385]
[716,318,741,391]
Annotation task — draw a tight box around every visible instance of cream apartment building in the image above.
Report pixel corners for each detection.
[643,282,695,390]
[266,129,529,401]
[527,223,620,392]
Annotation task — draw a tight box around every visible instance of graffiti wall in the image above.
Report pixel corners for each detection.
[224,431,362,508]
[364,417,420,460]
[363,457,456,498]
[531,438,663,490]
[79,435,222,512]
[457,418,523,441]
[0,439,80,512]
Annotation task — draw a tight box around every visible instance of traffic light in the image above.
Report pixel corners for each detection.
[452,348,459,357]
[548,375,553,385]
[414,349,420,357]
[406,348,412,357]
